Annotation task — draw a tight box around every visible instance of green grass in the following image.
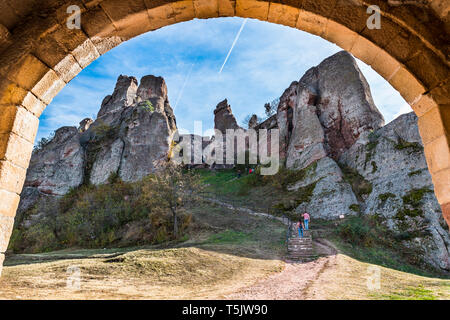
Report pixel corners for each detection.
[373,285,439,300]
[331,237,445,278]
[198,169,449,278]
[205,230,253,244]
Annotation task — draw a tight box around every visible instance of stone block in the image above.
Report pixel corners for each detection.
[0,105,39,143]
[236,0,269,21]
[0,160,27,194]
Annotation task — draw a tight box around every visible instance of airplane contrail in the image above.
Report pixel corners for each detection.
[219,18,248,74]
[173,62,195,110]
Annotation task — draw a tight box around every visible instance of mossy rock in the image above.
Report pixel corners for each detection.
[349,204,361,213]
[394,138,423,154]
[378,193,396,202]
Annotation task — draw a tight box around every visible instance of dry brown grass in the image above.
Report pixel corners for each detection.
[0,247,283,300]
[306,254,450,300]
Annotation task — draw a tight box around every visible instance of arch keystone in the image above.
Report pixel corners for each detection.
[219,0,235,17]
[146,3,177,31]
[236,0,269,21]
[101,0,152,40]
[268,3,299,28]
[171,1,196,23]
[193,0,220,19]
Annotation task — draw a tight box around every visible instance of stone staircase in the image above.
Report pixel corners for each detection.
[287,230,316,261]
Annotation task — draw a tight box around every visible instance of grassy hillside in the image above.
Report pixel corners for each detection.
[198,168,450,278]
[1,200,448,300]
[3,167,449,300]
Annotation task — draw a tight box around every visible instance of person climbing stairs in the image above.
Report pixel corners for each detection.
[287,223,315,262]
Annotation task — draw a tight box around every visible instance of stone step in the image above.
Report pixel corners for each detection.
[289,252,315,256]
[288,239,312,243]
[288,246,312,249]
[288,250,314,254]
[289,236,312,240]
[288,242,313,246]
[289,248,313,251]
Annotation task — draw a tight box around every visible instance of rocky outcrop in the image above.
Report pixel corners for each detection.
[260,51,448,272]
[97,75,138,119]
[20,74,177,206]
[23,126,85,197]
[281,51,384,170]
[214,99,242,134]
[339,112,450,271]
[285,110,450,271]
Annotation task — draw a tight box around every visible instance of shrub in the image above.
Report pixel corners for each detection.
[394,138,423,154]
[10,172,195,253]
[349,204,361,213]
[378,193,396,202]
[140,100,155,112]
[337,216,374,247]
[339,164,373,199]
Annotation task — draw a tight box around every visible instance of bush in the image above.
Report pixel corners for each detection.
[337,216,378,247]
[10,174,195,253]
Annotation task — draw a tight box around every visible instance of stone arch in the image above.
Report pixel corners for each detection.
[0,0,449,274]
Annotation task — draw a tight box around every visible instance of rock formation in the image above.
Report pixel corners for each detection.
[21,74,177,203]
[214,99,242,134]
[211,51,449,271]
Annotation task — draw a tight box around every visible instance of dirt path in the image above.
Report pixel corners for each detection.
[205,198,341,300]
[225,239,338,300]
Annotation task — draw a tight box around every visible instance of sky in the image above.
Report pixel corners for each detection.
[37,17,412,143]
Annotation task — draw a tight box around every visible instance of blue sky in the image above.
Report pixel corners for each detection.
[38,17,412,142]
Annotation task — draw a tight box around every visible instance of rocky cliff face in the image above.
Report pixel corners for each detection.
[20,74,177,207]
[214,51,449,271]
[282,51,385,170]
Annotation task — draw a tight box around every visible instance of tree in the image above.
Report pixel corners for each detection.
[142,164,202,238]
[264,98,280,118]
